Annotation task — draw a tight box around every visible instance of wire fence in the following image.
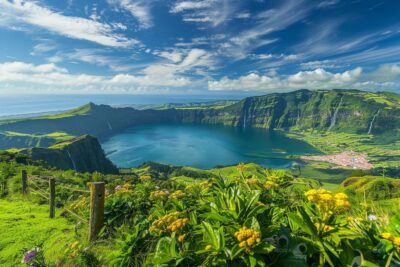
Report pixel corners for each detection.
[22,170,105,241]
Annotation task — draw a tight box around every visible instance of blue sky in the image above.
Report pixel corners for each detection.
[0,0,400,94]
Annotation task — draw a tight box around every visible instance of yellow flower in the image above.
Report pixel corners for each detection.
[205,245,212,250]
[381,232,393,241]
[315,223,334,232]
[304,189,351,213]
[150,212,188,234]
[139,175,152,182]
[70,241,79,250]
[393,237,400,247]
[169,190,186,200]
[246,177,258,185]
[234,226,261,251]
[178,234,187,242]
[264,181,278,190]
[150,190,169,200]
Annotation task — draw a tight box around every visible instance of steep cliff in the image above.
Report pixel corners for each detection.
[176,89,400,135]
[20,135,118,174]
[0,90,399,146]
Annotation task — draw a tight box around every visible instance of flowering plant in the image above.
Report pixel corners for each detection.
[21,245,46,267]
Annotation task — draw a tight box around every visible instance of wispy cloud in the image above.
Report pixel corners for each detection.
[30,42,57,56]
[62,49,137,72]
[170,0,240,27]
[317,0,340,9]
[217,0,313,60]
[0,0,138,48]
[107,0,154,29]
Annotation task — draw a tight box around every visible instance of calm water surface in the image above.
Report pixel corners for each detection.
[102,124,319,168]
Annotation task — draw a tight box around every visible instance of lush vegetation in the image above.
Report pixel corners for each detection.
[1,153,399,267]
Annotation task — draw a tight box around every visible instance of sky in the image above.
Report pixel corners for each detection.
[0,0,400,94]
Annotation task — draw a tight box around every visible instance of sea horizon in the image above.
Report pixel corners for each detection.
[0,93,258,117]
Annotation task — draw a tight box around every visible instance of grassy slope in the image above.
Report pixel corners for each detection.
[0,160,398,266]
[0,198,76,266]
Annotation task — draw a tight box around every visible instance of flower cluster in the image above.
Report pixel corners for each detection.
[178,233,187,242]
[169,190,186,200]
[139,175,152,182]
[150,190,169,200]
[246,177,259,185]
[315,223,335,232]
[70,197,88,210]
[381,233,400,248]
[234,226,261,250]
[115,183,132,193]
[149,212,189,234]
[264,181,279,190]
[304,189,351,213]
[68,241,84,257]
[21,247,41,264]
[264,175,280,190]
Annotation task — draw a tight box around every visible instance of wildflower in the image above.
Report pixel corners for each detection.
[150,212,188,234]
[264,181,278,190]
[368,214,378,221]
[139,175,152,182]
[304,189,351,213]
[393,237,400,247]
[115,183,132,193]
[167,218,189,232]
[315,223,334,232]
[234,226,261,251]
[178,234,187,242]
[70,241,80,250]
[246,177,258,185]
[169,190,186,200]
[22,250,37,263]
[381,232,393,241]
[150,190,169,200]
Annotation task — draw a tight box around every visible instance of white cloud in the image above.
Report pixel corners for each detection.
[369,64,400,82]
[208,67,364,91]
[63,49,136,72]
[145,48,215,78]
[170,1,214,13]
[170,0,239,27]
[0,0,138,48]
[107,0,154,29]
[1,61,399,94]
[30,43,56,56]
[0,60,203,92]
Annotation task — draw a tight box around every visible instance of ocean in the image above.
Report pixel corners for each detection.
[0,93,253,117]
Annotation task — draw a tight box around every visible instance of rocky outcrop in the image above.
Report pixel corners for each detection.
[21,135,118,174]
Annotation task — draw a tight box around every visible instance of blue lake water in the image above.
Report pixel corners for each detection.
[101,124,319,169]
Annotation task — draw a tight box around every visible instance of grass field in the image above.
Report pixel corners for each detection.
[0,198,76,267]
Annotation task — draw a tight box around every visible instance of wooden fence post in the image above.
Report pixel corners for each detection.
[88,182,105,241]
[49,178,56,218]
[21,170,27,195]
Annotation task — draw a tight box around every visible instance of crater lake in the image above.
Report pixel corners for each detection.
[101,124,319,168]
